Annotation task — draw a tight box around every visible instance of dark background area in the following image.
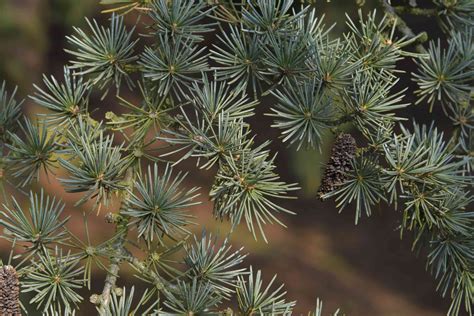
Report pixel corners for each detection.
[0,0,456,315]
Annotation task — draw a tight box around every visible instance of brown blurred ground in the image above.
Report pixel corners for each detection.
[0,0,454,315]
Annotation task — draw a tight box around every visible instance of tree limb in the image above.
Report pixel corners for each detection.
[379,0,428,54]
[393,6,437,17]
[98,167,135,312]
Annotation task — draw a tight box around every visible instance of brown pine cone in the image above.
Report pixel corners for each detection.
[0,265,21,316]
[318,133,357,198]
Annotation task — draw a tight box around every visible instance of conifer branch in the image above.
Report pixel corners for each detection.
[0,0,472,314]
[393,6,437,17]
[98,167,134,312]
[378,0,428,54]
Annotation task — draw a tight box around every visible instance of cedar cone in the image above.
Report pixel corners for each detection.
[0,265,21,316]
[318,133,356,198]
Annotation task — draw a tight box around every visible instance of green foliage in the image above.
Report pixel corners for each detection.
[0,0,472,315]
[322,155,386,224]
[32,67,89,126]
[210,25,263,94]
[309,36,358,93]
[269,78,333,150]
[163,278,222,315]
[188,75,257,122]
[313,298,340,316]
[0,190,69,253]
[413,38,473,110]
[259,32,312,86]
[68,224,120,290]
[211,148,299,242]
[434,0,474,29]
[382,124,466,202]
[106,83,174,144]
[148,0,215,41]
[160,113,252,170]
[340,70,408,133]
[99,0,150,15]
[100,286,159,315]
[123,163,199,246]
[59,133,128,207]
[0,81,22,142]
[66,14,138,89]
[23,248,84,313]
[139,35,208,97]
[184,232,247,295]
[236,267,295,315]
[242,0,305,35]
[345,10,409,71]
[6,118,57,187]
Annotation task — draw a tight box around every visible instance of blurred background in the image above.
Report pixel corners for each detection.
[0,0,454,315]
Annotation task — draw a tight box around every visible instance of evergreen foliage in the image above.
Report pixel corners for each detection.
[0,0,472,315]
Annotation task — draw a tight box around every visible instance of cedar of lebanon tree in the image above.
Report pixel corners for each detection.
[0,0,472,315]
